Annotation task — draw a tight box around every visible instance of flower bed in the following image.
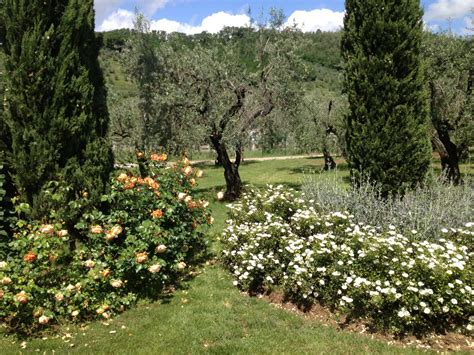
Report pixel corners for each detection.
[0,155,211,333]
[221,185,473,335]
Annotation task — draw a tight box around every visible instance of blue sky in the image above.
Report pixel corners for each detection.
[94,0,473,34]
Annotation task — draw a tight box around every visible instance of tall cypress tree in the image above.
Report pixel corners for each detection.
[1,0,113,217]
[341,0,431,195]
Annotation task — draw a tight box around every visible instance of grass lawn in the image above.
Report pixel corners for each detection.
[1,157,471,354]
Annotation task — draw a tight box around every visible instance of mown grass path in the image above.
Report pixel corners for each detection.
[3,158,470,354]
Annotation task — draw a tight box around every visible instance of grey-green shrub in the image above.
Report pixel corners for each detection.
[302,174,473,242]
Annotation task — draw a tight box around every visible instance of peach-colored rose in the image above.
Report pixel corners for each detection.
[184,195,192,203]
[200,200,210,208]
[151,209,164,219]
[217,191,225,200]
[84,259,95,268]
[136,151,145,159]
[71,310,79,317]
[148,264,161,273]
[177,262,186,271]
[55,293,64,302]
[0,290,4,299]
[189,178,197,187]
[105,232,117,241]
[1,276,12,285]
[110,225,123,236]
[40,224,55,235]
[110,279,123,288]
[207,216,215,225]
[117,173,128,183]
[136,252,148,264]
[96,307,105,315]
[183,166,193,176]
[82,191,89,199]
[178,192,187,200]
[102,312,110,319]
[101,268,111,278]
[196,169,204,178]
[182,157,190,166]
[38,315,49,324]
[57,229,68,237]
[16,291,28,304]
[150,153,159,161]
[155,244,167,254]
[90,225,103,234]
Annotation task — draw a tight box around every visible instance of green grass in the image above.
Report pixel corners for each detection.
[2,157,471,354]
[0,266,431,354]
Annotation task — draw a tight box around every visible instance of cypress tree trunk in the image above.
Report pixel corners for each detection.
[342,0,431,196]
[1,0,113,217]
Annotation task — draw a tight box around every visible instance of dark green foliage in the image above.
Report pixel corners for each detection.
[342,0,432,195]
[1,0,113,217]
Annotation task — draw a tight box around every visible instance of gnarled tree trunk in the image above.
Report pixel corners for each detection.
[210,133,242,200]
[431,129,462,185]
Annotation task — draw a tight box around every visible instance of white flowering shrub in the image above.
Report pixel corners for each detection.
[221,185,474,335]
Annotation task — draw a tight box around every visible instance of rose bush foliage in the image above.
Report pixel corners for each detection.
[221,185,473,335]
[0,155,211,333]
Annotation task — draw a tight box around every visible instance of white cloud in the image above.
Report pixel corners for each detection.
[285,9,344,32]
[97,9,135,32]
[425,0,474,21]
[137,0,170,16]
[98,10,251,34]
[94,0,125,25]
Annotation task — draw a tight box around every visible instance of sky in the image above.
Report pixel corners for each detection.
[94,0,474,35]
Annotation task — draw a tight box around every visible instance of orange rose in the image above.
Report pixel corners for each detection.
[23,251,37,263]
[136,151,145,159]
[158,153,167,161]
[189,178,197,187]
[182,157,190,166]
[154,190,161,197]
[136,252,148,264]
[124,181,135,190]
[150,153,159,161]
[151,209,164,219]
[38,315,49,324]
[48,254,57,262]
[101,268,111,278]
[0,290,4,299]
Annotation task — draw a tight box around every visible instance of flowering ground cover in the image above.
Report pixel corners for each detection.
[221,185,473,335]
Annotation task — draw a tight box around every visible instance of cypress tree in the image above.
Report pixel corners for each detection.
[1,0,113,217]
[341,0,431,195]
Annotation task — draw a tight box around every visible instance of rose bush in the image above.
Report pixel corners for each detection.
[221,185,473,335]
[0,155,211,333]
